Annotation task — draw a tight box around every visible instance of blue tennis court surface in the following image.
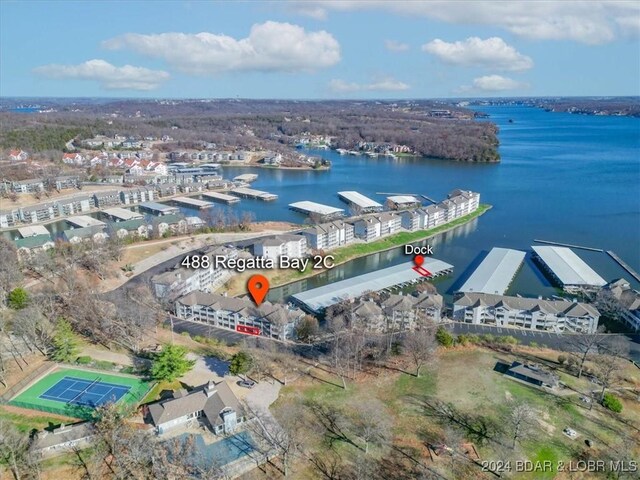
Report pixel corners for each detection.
[39,376,131,407]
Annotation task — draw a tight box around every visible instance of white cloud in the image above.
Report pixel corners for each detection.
[422,37,533,71]
[458,74,528,92]
[328,77,410,93]
[385,39,410,52]
[33,59,169,90]
[103,21,341,75]
[289,1,640,44]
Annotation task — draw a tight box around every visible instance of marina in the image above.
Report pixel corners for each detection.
[457,247,526,295]
[101,208,144,222]
[66,215,107,228]
[291,259,454,313]
[230,187,278,201]
[288,201,344,219]
[172,197,214,209]
[202,192,241,204]
[532,246,607,290]
[138,202,180,216]
[337,191,383,213]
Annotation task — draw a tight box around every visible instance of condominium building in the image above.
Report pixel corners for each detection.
[119,187,155,204]
[93,190,121,208]
[301,220,354,250]
[254,234,307,261]
[452,292,600,333]
[175,291,304,340]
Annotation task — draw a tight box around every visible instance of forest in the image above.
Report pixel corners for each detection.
[0,98,500,162]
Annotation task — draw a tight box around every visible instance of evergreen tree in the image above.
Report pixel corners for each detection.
[51,318,79,362]
[151,344,195,382]
[7,287,29,310]
[229,351,253,376]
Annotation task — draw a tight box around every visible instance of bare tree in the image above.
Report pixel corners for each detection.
[349,398,392,454]
[0,238,22,305]
[593,354,622,403]
[403,323,437,377]
[12,306,54,356]
[564,327,608,378]
[506,402,537,450]
[0,419,40,480]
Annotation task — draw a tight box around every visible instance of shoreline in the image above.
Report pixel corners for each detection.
[224,204,492,296]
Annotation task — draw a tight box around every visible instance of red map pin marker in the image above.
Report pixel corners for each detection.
[414,255,424,267]
[247,274,269,306]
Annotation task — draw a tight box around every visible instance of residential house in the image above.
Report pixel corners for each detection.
[175,290,304,340]
[147,380,243,435]
[452,292,600,333]
[15,233,55,257]
[8,149,28,161]
[254,234,307,261]
[505,362,559,389]
[62,153,85,165]
[31,423,97,458]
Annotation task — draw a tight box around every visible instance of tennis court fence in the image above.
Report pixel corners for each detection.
[0,362,56,403]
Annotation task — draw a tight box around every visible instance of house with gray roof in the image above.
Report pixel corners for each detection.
[505,361,559,389]
[147,380,244,435]
[603,278,640,332]
[31,422,97,457]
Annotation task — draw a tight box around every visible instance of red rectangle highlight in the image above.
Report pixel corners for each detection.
[236,325,261,336]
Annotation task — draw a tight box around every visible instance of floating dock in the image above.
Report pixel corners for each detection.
[17,225,50,238]
[289,201,344,218]
[172,196,214,209]
[231,187,278,201]
[202,192,240,204]
[292,259,453,313]
[458,248,526,295]
[100,208,144,222]
[233,174,258,183]
[531,246,606,290]
[534,239,603,252]
[66,215,107,229]
[337,191,383,213]
[138,201,180,216]
[607,251,640,283]
[387,195,422,209]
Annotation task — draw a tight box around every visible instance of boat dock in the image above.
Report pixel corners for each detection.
[457,248,526,295]
[534,239,603,252]
[531,245,606,291]
[65,215,107,228]
[101,207,144,222]
[172,197,214,209]
[289,201,344,219]
[138,201,180,216]
[202,192,241,204]
[233,174,258,183]
[292,259,454,313]
[607,251,640,282]
[337,191,383,213]
[231,187,278,201]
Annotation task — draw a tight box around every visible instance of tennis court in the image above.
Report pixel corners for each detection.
[9,368,151,419]
[39,376,131,407]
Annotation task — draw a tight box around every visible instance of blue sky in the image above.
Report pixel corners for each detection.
[1,0,639,98]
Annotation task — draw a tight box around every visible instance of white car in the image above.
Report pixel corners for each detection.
[563,428,577,438]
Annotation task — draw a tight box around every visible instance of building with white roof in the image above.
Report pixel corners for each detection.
[289,201,344,218]
[532,246,606,292]
[458,248,526,295]
[337,191,383,213]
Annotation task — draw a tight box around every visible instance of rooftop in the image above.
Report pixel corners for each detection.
[289,200,344,216]
[532,246,606,287]
[101,207,144,221]
[139,201,180,214]
[337,191,383,209]
[458,248,526,295]
[66,215,107,228]
[17,225,50,238]
[454,292,600,317]
[387,195,420,205]
[292,259,453,312]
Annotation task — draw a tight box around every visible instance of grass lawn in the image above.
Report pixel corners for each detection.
[9,367,151,419]
[141,379,182,403]
[0,406,74,433]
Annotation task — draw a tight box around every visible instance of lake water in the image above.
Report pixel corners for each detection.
[257,106,639,302]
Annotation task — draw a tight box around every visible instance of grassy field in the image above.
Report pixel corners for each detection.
[271,346,639,480]
[9,367,151,419]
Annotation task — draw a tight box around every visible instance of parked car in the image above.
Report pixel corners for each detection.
[580,396,591,403]
[563,427,577,438]
[237,380,256,389]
